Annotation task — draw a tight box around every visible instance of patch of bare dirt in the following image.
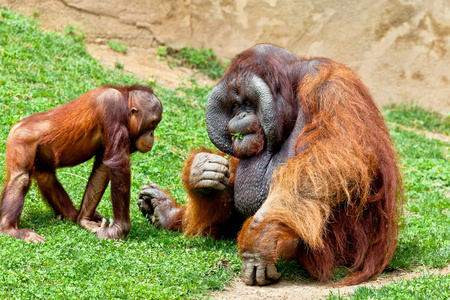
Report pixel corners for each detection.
[213,266,450,300]
[86,44,450,300]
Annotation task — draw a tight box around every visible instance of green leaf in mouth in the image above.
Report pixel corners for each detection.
[231,133,245,140]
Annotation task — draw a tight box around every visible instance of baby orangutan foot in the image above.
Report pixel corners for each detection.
[94,218,130,240]
[0,227,46,244]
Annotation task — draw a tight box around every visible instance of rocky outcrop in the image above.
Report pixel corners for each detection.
[2,0,449,113]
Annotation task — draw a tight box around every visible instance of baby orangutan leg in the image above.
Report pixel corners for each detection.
[137,183,184,230]
[77,161,109,232]
[238,205,300,286]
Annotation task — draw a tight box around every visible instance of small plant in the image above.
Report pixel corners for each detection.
[62,24,86,43]
[31,9,39,19]
[114,61,124,70]
[107,39,127,54]
[156,45,169,56]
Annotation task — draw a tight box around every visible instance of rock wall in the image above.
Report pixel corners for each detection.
[2,0,449,113]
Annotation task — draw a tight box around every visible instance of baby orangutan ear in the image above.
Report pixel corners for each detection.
[130,107,138,115]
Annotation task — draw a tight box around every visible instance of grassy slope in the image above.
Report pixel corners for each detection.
[0,8,449,299]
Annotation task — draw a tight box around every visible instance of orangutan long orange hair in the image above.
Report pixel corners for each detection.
[238,57,402,285]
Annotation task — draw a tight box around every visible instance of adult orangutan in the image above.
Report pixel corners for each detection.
[0,85,162,243]
[138,44,402,285]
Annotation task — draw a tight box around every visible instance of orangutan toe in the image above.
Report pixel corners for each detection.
[241,252,281,286]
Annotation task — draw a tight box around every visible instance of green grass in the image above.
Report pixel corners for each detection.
[0,7,449,299]
[387,121,449,269]
[328,274,450,300]
[384,103,450,135]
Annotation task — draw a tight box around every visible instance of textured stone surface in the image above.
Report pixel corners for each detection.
[2,0,449,113]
